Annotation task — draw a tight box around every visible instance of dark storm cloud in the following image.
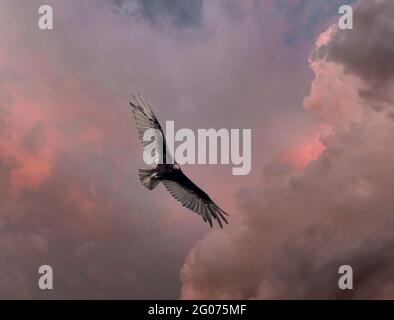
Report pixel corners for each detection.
[325,0,394,84]
[316,0,394,110]
[275,0,355,45]
[112,0,203,27]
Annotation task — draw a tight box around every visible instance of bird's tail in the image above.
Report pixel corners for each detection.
[138,168,160,190]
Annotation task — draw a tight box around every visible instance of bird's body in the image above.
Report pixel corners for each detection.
[130,93,229,228]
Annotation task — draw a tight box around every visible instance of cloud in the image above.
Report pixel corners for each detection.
[0,0,330,298]
[325,0,394,84]
[2,0,375,299]
[180,0,394,299]
[320,0,394,111]
[0,0,212,298]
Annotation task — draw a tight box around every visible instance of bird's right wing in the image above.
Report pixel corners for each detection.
[130,93,168,164]
[161,175,229,228]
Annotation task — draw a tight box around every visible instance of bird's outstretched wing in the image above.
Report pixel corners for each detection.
[161,170,229,228]
[130,93,168,164]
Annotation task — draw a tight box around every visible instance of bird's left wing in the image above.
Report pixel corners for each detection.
[161,173,229,228]
[130,93,168,163]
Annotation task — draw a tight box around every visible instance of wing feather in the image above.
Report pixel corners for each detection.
[130,93,166,164]
[162,178,229,228]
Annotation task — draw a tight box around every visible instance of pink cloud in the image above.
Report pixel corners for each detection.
[0,0,356,298]
[180,0,394,299]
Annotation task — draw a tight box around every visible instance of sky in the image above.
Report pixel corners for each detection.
[1,0,394,299]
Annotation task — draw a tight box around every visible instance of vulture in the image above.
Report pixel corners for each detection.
[130,93,229,228]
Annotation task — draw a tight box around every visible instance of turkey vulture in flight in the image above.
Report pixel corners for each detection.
[129,93,229,228]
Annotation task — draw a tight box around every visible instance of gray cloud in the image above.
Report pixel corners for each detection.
[319,0,394,111]
[111,0,203,28]
[326,0,394,84]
